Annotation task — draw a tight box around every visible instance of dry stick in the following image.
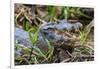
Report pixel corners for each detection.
[16,8,24,19]
[22,56,31,64]
[71,56,77,62]
[15,8,24,27]
[31,5,47,26]
[16,7,33,26]
[60,58,71,63]
[74,55,94,62]
[64,31,79,40]
[65,31,73,37]
[36,16,47,25]
[73,43,94,51]
[24,12,32,24]
[60,54,94,63]
[65,50,73,57]
[78,55,94,58]
[15,8,32,28]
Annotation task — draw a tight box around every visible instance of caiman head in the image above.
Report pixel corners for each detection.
[40,20,82,49]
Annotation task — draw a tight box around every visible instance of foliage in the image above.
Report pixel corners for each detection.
[14,4,94,65]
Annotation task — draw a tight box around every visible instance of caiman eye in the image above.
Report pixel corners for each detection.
[42,31,48,35]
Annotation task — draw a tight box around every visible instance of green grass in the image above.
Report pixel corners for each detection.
[48,6,56,22]
[27,26,54,63]
[15,5,94,64]
[79,25,91,45]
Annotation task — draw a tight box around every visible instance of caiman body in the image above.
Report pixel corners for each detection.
[15,20,82,56]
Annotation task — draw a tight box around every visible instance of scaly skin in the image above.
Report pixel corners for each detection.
[15,21,82,56]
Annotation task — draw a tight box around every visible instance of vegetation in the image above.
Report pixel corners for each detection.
[14,4,94,65]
